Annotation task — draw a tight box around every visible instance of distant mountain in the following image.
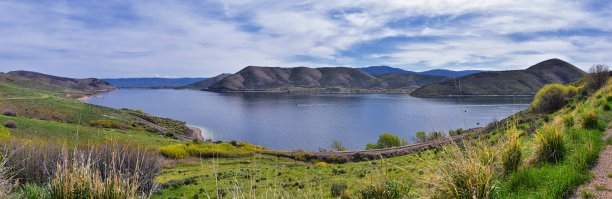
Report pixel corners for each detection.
[207,66,448,93]
[419,69,484,78]
[411,58,586,97]
[359,66,413,75]
[0,70,115,96]
[103,77,206,88]
[178,74,232,90]
[360,66,485,78]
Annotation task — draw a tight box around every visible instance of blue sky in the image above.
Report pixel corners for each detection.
[0,0,611,78]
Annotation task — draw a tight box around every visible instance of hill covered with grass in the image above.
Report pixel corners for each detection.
[411,58,586,97]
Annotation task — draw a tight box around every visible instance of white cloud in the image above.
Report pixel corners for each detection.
[0,0,610,77]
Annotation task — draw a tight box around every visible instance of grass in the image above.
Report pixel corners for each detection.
[0,115,183,147]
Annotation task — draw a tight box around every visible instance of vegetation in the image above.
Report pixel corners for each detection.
[529,84,578,113]
[332,140,346,151]
[501,126,522,175]
[159,142,265,159]
[533,124,566,164]
[586,64,609,92]
[365,133,408,150]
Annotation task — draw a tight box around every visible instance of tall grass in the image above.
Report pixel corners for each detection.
[426,142,499,199]
[0,146,15,197]
[159,142,264,159]
[501,126,521,176]
[533,124,565,164]
[49,150,139,199]
[0,139,162,197]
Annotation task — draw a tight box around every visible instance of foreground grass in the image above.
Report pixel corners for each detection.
[153,150,440,198]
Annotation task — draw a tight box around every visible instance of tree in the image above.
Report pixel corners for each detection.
[331,140,346,151]
[415,131,427,143]
[365,133,405,149]
[586,64,609,92]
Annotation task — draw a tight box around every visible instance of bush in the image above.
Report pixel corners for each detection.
[88,119,128,129]
[586,64,609,92]
[358,173,408,199]
[2,109,16,117]
[581,109,598,129]
[3,120,16,129]
[160,144,189,159]
[365,133,407,150]
[159,142,263,159]
[563,115,574,127]
[331,182,348,197]
[415,131,427,143]
[530,84,578,113]
[534,124,565,164]
[426,142,498,199]
[331,140,346,151]
[502,127,521,175]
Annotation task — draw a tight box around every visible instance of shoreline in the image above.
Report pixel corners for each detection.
[187,125,206,141]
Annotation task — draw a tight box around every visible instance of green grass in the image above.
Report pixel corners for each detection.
[160,142,265,159]
[152,151,437,198]
[0,115,183,147]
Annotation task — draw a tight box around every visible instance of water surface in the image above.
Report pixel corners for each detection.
[87,89,531,150]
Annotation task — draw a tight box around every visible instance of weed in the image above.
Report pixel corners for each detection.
[534,124,565,164]
[580,189,595,198]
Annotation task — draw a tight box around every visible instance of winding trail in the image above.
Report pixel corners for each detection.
[263,127,485,162]
[571,128,612,199]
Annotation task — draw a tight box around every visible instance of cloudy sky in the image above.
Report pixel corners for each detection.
[0,0,611,78]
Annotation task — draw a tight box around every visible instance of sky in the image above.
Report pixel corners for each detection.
[0,0,611,78]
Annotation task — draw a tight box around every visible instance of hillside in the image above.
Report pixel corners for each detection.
[0,70,115,98]
[178,73,231,90]
[207,66,448,92]
[419,69,484,78]
[103,77,206,88]
[359,66,484,77]
[0,73,194,139]
[411,58,586,97]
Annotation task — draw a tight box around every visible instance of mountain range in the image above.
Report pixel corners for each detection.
[103,77,207,88]
[204,66,448,93]
[359,66,484,77]
[411,58,586,97]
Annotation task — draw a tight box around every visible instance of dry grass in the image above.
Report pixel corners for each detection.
[502,126,522,176]
[534,124,566,164]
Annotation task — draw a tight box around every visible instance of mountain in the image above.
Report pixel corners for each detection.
[411,58,586,97]
[0,70,115,97]
[207,66,449,92]
[374,73,450,90]
[178,74,232,90]
[103,77,206,88]
[360,66,485,78]
[359,66,413,75]
[419,69,484,78]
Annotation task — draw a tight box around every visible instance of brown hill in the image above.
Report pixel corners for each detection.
[0,70,115,97]
[179,73,232,90]
[410,58,586,97]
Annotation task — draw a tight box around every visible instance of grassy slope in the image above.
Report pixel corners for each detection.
[0,80,190,137]
[153,79,612,198]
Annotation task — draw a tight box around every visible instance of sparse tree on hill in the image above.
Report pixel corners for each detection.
[586,64,609,92]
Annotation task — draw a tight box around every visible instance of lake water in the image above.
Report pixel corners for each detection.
[87,89,532,150]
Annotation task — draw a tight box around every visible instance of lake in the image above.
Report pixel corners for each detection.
[87,89,532,150]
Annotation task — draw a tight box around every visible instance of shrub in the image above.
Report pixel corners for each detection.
[530,84,578,113]
[331,140,346,151]
[365,133,406,149]
[3,120,16,129]
[159,144,189,159]
[501,126,521,176]
[534,124,565,164]
[581,109,598,129]
[563,115,574,127]
[2,109,16,117]
[586,64,609,92]
[358,173,408,199]
[331,182,348,197]
[426,142,499,199]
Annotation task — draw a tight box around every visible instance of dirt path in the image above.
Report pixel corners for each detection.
[264,127,485,162]
[570,129,612,199]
